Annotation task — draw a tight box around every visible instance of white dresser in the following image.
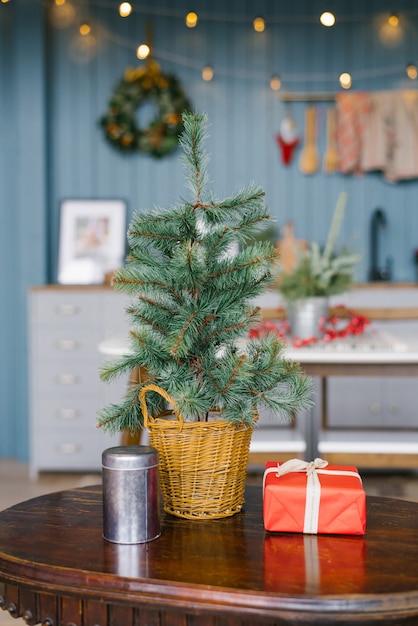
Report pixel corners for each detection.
[28,286,129,478]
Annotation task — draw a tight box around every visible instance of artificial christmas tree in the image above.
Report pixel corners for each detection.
[98,111,312,519]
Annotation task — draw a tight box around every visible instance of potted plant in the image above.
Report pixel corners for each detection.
[98,112,312,520]
[277,192,360,339]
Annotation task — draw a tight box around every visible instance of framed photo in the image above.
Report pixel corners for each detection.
[57,199,127,285]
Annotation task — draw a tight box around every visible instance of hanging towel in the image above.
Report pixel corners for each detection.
[361,91,395,174]
[336,92,371,174]
[385,91,418,182]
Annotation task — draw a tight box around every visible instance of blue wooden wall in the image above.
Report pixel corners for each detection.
[1,0,418,459]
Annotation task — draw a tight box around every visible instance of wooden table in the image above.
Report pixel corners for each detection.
[2,486,418,625]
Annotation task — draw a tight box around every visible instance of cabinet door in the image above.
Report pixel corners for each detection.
[327,377,384,428]
[382,378,418,428]
[327,377,418,430]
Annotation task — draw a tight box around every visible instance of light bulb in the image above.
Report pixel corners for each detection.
[70,31,97,63]
[136,44,150,60]
[320,12,336,27]
[339,72,352,89]
[79,23,91,36]
[50,0,76,28]
[202,66,214,81]
[119,2,132,18]
[406,64,418,80]
[253,17,265,32]
[388,13,399,27]
[379,15,403,48]
[186,12,198,28]
[270,75,281,91]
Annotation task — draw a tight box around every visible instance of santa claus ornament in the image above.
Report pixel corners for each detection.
[275,112,300,165]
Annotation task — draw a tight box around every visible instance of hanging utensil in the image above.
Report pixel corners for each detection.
[323,107,339,174]
[299,106,319,175]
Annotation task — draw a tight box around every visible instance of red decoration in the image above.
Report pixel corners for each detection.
[248,305,370,348]
[275,114,300,165]
[275,134,300,165]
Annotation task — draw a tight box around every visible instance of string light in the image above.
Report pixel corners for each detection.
[79,23,91,36]
[388,13,399,27]
[70,23,97,63]
[136,43,150,59]
[202,66,214,81]
[186,12,198,28]
[119,2,132,18]
[253,17,265,32]
[47,3,418,90]
[320,12,336,27]
[49,0,75,28]
[406,63,418,79]
[339,72,352,89]
[379,12,403,47]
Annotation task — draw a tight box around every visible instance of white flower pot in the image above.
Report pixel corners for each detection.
[287,297,329,340]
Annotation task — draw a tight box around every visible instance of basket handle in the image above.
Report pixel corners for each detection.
[140,383,184,429]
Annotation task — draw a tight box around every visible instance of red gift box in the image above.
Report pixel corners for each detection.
[263,458,366,535]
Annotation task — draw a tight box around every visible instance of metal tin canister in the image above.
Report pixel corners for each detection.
[102,445,160,544]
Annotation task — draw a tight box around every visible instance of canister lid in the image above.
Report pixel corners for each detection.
[102,445,159,470]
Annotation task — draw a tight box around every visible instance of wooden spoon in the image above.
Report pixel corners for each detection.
[323,107,339,173]
[299,106,319,175]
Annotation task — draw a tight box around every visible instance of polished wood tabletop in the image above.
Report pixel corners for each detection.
[1,485,418,625]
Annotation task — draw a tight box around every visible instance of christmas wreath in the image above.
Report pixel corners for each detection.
[100,60,192,159]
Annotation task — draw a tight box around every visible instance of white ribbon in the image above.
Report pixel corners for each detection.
[263,457,362,534]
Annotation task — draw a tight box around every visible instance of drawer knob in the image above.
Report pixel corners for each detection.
[56,339,78,351]
[55,304,79,316]
[389,403,400,414]
[56,374,78,385]
[57,408,79,420]
[56,443,80,455]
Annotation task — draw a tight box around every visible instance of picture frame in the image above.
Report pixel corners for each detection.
[57,199,127,285]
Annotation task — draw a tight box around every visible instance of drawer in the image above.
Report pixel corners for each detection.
[32,328,104,360]
[31,426,120,472]
[30,291,102,328]
[32,362,102,394]
[32,392,103,429]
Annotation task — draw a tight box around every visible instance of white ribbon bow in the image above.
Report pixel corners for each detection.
[264,457,362,534]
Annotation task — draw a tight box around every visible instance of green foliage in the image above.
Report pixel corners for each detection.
[100,60,192,158]
[278,192,360,301]
[98,112,313,433]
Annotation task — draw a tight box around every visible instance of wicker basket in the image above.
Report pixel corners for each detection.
[140,384,255,520]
